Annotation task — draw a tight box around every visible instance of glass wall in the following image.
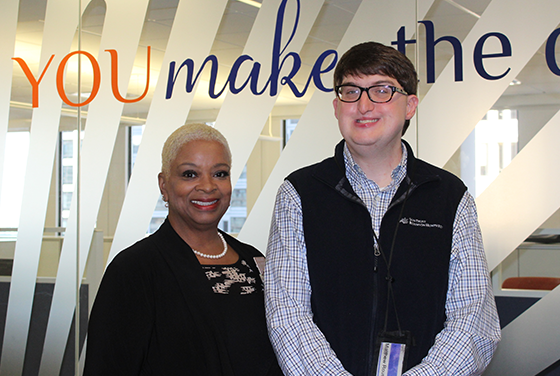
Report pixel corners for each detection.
[1,0,560,374]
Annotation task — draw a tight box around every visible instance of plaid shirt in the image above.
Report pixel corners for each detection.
[265,143,501,376]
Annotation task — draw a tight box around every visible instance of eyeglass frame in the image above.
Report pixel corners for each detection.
[334,84,409,103]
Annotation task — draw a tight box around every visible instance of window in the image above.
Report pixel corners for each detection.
[128,124,144,177]
[62,140,73,159]
[219,166,247,234]
[58,130,81,228]
[473,109,518,196]
[230,169,247,207]
[62,166,74,185]
[282,119,298,148]
[479,143,488,176]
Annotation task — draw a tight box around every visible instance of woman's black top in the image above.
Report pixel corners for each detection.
[84,218,282,376]
[203,258,274,375]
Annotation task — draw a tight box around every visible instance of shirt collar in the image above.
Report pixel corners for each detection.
[343,142,408,190]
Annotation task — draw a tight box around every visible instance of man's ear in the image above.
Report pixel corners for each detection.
[405,94,419,120]
[333,97,340,120]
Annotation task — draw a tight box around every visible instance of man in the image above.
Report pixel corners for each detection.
[265,41,501,376]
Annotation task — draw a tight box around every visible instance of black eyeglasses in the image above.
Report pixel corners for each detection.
[335,84,408,103]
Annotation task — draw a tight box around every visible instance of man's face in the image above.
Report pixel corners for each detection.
[333,73,418,157]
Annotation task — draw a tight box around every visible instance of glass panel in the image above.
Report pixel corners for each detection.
[2,0,559,374]
[420,1,560,303]
[0,132,29,230]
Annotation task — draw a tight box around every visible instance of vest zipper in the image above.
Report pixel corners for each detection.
[373,243,380,272]
[367,238,381,375]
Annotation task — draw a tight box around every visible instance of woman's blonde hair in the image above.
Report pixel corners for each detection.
[161,123,231,178]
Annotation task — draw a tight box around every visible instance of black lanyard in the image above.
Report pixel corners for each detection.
[371,180,413,334]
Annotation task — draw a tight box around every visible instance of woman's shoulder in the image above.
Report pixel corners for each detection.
[221,232,263,258]
[106,234,162,274]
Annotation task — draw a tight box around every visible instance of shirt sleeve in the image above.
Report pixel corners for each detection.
[264,180,352,376]
[404,191,501,376]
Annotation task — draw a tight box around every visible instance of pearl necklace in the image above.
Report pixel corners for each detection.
[192,232,228,259]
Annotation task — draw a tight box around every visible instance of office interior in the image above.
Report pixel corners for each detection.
[0,0,560,374]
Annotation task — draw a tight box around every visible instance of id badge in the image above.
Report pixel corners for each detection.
[375,331,412,376]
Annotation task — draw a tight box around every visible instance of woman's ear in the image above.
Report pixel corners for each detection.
[158,172,167,200]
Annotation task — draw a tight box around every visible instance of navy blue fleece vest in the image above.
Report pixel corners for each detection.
[287,140,466,375]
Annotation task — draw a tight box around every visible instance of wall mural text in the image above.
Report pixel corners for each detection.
[11,0,560,108]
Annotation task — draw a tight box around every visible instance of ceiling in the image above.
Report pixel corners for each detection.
[7,0,560,130]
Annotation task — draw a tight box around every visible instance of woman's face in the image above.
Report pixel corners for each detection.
[159,139,232,233]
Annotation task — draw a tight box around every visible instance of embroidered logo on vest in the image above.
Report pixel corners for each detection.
[399,217,443,229]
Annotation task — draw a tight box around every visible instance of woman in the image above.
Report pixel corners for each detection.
[84,123,282,375]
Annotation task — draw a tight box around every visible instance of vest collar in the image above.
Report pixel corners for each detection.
[313,139,440,193]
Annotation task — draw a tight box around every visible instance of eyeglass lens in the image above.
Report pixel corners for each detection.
[337,85,395,103]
